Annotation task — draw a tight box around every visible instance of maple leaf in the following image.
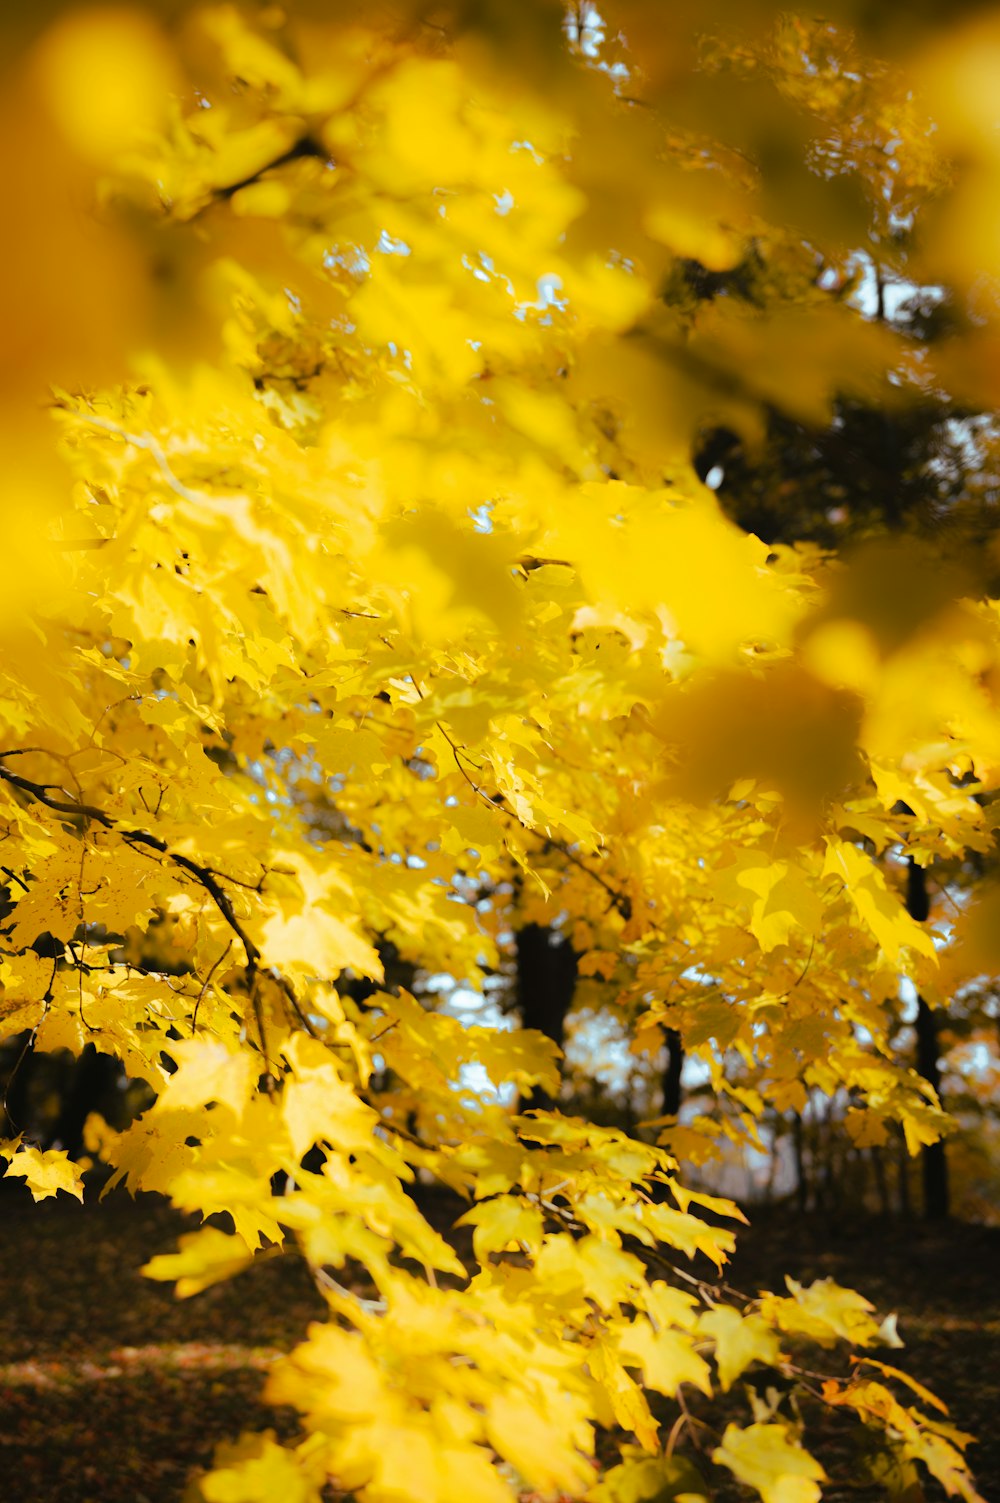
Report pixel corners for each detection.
[616,1316,713,1398]
[699,1306,782,1392]
[280,1033,382,1160]
[823,840,938,966]
[486,1392,595,1497]
[0,1140,85,1202]
[458,1195,546,1261]
[200,1431,323,1503]
[142,1226,254,1298]
[589,1451,709,1503]
[760,1277,885,1348]
[156,1038,256,1118]
[713,1424,826,1503]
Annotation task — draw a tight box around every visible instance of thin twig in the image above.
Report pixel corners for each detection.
[777,935,815,999]
[313,1266,387,1314]
[192,941,233,1034]
[270,969,328,1042]
[423,692,636,923]
[0,762,262,978]
[1,960,57,1135]
[56,410,213,506]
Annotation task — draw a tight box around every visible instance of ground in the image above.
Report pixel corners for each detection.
[0,1187,996,1503]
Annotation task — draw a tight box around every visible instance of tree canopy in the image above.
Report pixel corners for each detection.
[2,3,999,1499]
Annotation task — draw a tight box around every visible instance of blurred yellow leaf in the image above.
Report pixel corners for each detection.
[699,1306,782,1391]
[713,1423,825,1503]
[142,1225,254,1297]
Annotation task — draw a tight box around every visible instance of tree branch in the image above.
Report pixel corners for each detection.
[0,762,260,979]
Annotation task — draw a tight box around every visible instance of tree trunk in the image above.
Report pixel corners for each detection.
[906,859,950,1220]
[871,1144,891,1217]
[896,1126,913,1218]
[53,1044,122,1157]
[792,1109,808,1214]
[661,1028,684,1117]
[516,922,577,1110]
[915,993,950,1219]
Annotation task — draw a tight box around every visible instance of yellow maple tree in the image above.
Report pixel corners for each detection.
[1,3,997,1500]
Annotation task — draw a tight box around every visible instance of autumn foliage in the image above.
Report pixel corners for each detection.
[2,3,1000,1500]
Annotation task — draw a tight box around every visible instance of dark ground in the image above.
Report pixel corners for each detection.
[0,1187,996,1502]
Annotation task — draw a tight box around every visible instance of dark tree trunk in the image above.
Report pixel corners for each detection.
[906,859,950,1221]
[53,1044,121,1158]
[792,1109,808,1215]
[896,1127,913,1218]
[871,1144,891,1217]
[915,993,950,1219]
[661,1028,684,1117]
[516,922,577,1110]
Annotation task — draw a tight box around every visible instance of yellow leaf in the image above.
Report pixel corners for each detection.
[854,1358,948,1415]
[281,1034,380,1160]
[374,59,479,191]
[712,854,823,953]
[458,1196,545,1261]
[654,665,862,810]
[260,907,383,983]
[1,1140,84,1202]
[36,10,175,164]
[142,1226,254,1298]
[822,841,937,966]
[590,1451,709,1503]
[536,1234,645,1313]
[201,1431,322,1503]
[549,484,794,662]
[586,1343,659,1453]
[468,1026,562,1097]
[156,1039,256,1118]
[713,1424,825,1503]
[760,1277,884,1348]
[699,1306,782,1392]
[641,1203,736,1269]
[376,508,523,639]
[486,1392,595,1496]
[616,1316,713,1398]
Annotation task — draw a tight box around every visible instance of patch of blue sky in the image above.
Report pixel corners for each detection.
[565,3,605,59]
[514,271,568,322]
[323,244,370,277]
[376,229,410,256]
[537,271,567,307]
[456,1062,515,1106]
[845,249,946,326]
[469,499,494,534]
[962,1040,995,1079]
[898,974,918,1022]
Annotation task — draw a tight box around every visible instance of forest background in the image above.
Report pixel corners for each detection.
[2,2,1000,1501]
